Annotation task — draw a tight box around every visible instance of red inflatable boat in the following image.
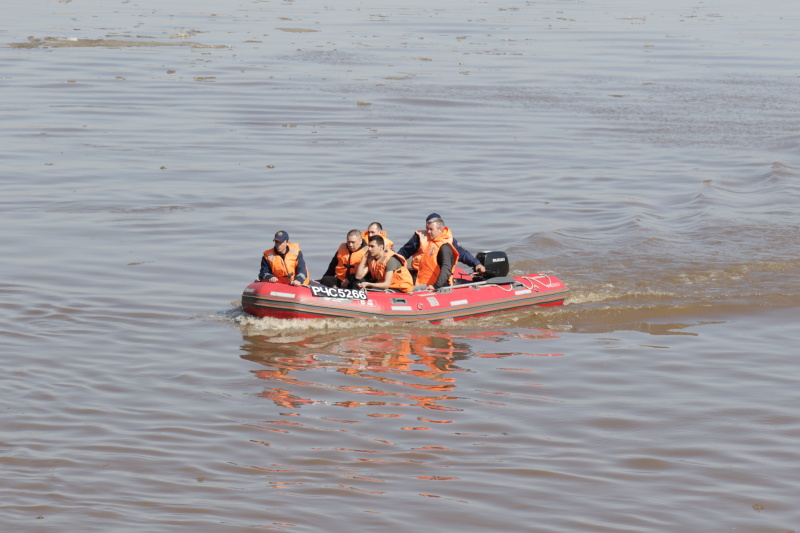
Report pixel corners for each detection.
[241,267,568,323]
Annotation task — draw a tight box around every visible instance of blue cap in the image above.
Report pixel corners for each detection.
[426,212,441,221]
[273,230,289,242]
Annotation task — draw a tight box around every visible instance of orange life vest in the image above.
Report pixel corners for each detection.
[410,243,425,272]
[368,252,414,293]
[409,231,430,272]
[263,242,310,285]
[362,229,394,251]
[334,241,367,281]
[415,227,459,287]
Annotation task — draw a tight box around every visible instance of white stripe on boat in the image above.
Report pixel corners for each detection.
[450,299,468,306]
[270,291,296,298]
[515,289,532,295]
[391,306,413,311]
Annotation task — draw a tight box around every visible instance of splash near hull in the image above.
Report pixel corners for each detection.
[242,270,568,323]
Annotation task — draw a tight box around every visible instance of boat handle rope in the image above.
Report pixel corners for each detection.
[523,274,554,288]
[518,277,535,289]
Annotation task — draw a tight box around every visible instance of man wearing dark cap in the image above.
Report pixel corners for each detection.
[397,213,486,281]
[257,230,309,286]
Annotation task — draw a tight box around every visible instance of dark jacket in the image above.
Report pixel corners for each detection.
[258,249,308,283]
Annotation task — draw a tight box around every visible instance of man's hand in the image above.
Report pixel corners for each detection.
[474,264,486,274]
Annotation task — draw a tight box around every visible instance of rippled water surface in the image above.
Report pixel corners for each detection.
[2,0,800,531]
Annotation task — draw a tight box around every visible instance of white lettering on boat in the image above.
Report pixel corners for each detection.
[515,289,532,295]
[310,285,368,300]
[391,306,412,311]
[450,299,469,306]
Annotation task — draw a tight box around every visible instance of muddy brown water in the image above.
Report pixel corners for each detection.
[2,1,799,531]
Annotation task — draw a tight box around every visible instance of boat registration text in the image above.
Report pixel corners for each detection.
[310,286,369,300]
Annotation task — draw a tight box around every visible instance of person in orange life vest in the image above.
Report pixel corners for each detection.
[318,229,366,288]
[354,235,414,293]
[362,221,394,251]
[257,230,309,286]
[414,217,461,291]
[397,212,486,279]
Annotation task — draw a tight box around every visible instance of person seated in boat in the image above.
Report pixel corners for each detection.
[408,217,461,291]
[256,230,309,286]
[363,221,394,250]
[397,213,486,281]
[354,235,414,293]
[318,229,366,288]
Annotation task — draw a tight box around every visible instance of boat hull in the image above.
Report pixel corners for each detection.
[242,272,568,323]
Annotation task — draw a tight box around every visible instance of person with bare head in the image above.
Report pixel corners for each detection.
[362,221,394,250]
[397,212,486,283]
[318,229,366,288]
[411,217,460,291]
[354,235,414,293]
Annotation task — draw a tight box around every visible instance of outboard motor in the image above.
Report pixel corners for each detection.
[476,251,509,279]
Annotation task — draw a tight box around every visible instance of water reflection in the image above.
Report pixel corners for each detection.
[240,331,465,411]
[240,328,562,412]
[237,327,569,510]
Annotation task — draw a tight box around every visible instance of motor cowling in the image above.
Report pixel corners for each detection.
[476,251,509,279]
